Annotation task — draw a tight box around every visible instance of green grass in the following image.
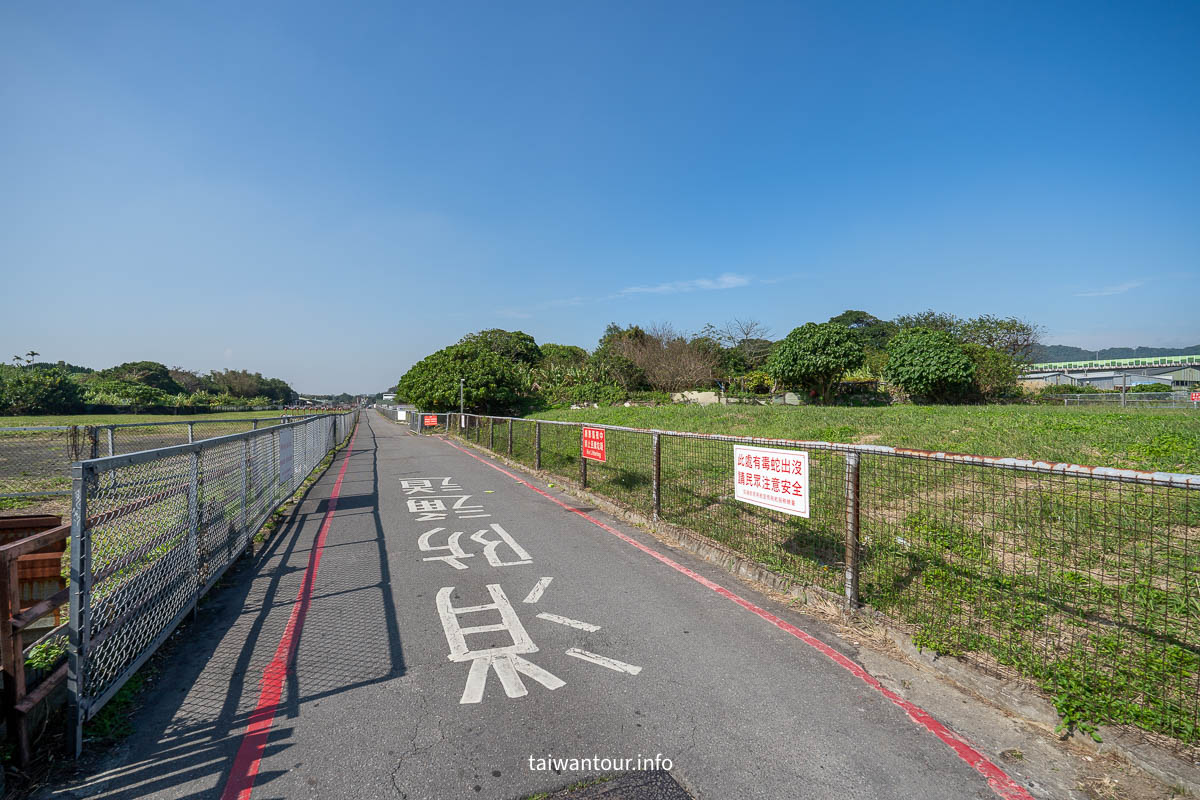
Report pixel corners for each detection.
[0,409,328,427]
[454,405,1200,744]
[529,404,1200,473]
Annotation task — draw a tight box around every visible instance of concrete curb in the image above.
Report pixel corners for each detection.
[442,431,1200,796]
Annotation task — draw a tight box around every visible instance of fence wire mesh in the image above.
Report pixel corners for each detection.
[67,411,357,753]
[0,427,86,498]
[436,412,1200,747]
[0,416,316,502]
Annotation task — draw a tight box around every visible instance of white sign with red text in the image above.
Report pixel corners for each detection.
[733,445,809,517]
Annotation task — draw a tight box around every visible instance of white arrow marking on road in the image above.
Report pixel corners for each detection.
[523,577,553,604]
[565,648,642,675]
[536,613,600,632]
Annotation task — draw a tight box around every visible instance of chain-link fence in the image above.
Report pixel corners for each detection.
[66,410,357,755]
[0,416,321,502]
[437,412,1200,747]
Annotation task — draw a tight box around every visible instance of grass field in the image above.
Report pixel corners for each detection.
[0,409,328,427]
[457,406,1200,744]
[530,404,1200,474]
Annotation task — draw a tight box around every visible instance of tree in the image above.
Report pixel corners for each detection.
[599,323,716,392]
[828,310,898,351]
[958,315,1043,366]
[459,329,543,365]
[698,319,774,369]
[94,361,183,394]
[894,310,962,335]
[766,322,865,404]
[396,344,524,412]
[884,328,976,403]
[538,344,588,368]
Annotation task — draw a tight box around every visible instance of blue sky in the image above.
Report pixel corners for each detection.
[2,1,1198,393]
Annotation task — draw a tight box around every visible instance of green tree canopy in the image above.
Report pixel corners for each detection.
[827,310,898,352]
[94,361,183,394]
[458,329,542,365]
[766,322,865,404]
[396,344,524,412]
[884,328,976,402]
[538,343,589,367]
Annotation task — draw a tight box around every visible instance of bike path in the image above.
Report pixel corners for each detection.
[46,412,1028,800]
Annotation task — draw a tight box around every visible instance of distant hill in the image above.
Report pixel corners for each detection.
[1033,344,1200,363]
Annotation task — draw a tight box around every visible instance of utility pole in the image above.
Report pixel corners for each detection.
[459,378,465,418]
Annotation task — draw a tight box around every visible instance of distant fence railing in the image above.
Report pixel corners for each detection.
[0,415,321,500]
[1049,391,1199,408]
[66,410,357,755]
[430,412,1200,746]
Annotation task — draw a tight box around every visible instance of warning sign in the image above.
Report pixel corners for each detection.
[424,415,439,427]
[1192,392,1200,402]
[733,445,809,518]
[581,427,607,462]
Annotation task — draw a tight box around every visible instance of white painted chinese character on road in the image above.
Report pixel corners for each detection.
[418,523,532,570]
[406,495,490,521]
[400,477,463,495]
[436,584,564,704]
[437,578,642,705]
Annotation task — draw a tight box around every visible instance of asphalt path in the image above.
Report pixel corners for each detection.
[46,411,1027,800]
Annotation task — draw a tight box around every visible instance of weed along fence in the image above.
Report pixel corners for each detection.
[64,410,357,756]
[434,412,1200,747]
[0,416,317,501]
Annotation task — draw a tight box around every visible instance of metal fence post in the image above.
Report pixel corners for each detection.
[489,418,495,450]
[535,422,542,470]
[844,452,861,609]
[252,419,258,430]
[187,422,195,444]
[507,419,513,455]
[580,448,588,489]
[67,462,91,758]
[106,427,114,457]
[241,438,250,543]
[652,433,661,521]
[88,426,99,460]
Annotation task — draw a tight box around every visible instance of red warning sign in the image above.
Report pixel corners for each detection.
[423,415,439,427]
[581,427,607,462]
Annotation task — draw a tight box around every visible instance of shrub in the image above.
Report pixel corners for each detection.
[0,367,86,414]
[766,322,865,405]
[884,328,976,403]
[962,343,1019,400]
[563,383,626,406]
[82,379,176,407]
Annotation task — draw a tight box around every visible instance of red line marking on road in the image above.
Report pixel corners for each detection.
[440,436,1034,800]
[220,424,360,800]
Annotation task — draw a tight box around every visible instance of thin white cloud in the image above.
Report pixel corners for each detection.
[616,272,750,296]
[1073,281,1143,298]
